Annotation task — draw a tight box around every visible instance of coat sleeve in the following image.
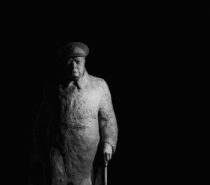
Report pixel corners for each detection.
[98,80,118,153]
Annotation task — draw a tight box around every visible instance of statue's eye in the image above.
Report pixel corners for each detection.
[67,59,73,64]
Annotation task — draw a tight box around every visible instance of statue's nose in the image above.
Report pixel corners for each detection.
[72,61,77,68]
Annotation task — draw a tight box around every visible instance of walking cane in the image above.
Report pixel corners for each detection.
[104,154,109,185]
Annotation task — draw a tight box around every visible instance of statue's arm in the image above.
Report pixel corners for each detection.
[98,80,118,153]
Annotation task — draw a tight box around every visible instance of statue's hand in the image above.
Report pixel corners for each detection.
[103,142,113,162]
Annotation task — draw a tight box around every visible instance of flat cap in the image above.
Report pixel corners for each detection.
[62,42,89,58]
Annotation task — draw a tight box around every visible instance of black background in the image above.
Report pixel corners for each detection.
[1,3,209,184]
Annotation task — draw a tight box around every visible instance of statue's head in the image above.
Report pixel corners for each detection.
[59,42,89,80]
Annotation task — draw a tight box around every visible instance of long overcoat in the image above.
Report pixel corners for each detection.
[33,74,118,185]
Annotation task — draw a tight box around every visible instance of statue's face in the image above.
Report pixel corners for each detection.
[65,56,86,80]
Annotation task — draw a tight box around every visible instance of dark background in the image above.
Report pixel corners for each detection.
[1,3,209,184]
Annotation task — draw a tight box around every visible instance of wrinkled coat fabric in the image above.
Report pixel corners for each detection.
[34,75,118,185]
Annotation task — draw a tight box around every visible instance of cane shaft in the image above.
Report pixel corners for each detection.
[104,165,107,185]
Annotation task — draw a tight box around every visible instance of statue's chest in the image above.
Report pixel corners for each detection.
[59,86,101,121]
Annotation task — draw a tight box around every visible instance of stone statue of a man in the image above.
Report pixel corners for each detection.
[33,42,118,185]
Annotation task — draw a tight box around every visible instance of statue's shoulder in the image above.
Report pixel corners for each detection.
[88,75,107,89]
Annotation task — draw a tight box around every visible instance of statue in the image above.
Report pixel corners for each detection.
[33,42,118,185]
